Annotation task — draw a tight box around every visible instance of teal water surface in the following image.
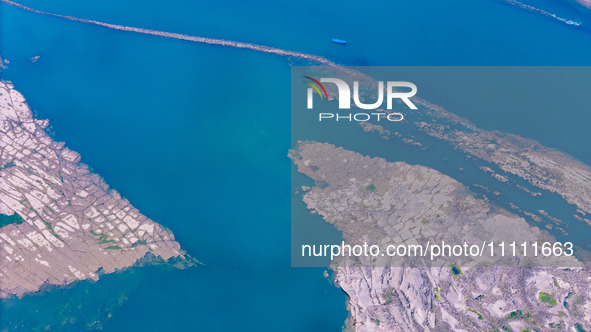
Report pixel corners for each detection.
[1,0,591,330]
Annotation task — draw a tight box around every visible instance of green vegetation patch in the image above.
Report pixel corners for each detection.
[421,218,429,224]
[539,292,558,306]
[105,245,121,250]
[40,218,61,239]
[509,310,523,318]
[131,239,148,247]
[549,322,563,329]
[90,230,116,244]
[382,289,395,305]
[365,184,377,192]
[98,236,115,244]
[467,308,484,320]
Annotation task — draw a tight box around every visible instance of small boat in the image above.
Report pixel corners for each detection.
[331,38,347,45]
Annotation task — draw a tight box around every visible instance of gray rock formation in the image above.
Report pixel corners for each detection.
[291,141,591,331]
[0,81,185,298]
[416,106,591,218]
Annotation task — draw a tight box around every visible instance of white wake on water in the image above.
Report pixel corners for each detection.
[501,0,582,27]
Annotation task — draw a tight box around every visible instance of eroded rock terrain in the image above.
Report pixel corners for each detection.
[291,141,591,331]
[0,82,184,298]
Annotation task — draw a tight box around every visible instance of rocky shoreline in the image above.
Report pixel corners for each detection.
[291,141,591,331]
[0,81,186,298]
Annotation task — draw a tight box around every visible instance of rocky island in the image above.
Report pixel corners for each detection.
[291,141,591,331]
[0,81,185,298]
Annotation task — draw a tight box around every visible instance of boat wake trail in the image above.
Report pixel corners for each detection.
[500,0,582,27]
[0,0,337,66]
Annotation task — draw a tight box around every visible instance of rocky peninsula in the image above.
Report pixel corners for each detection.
[0,81,185,298]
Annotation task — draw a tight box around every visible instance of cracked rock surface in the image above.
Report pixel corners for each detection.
[291,141,591,331]
[0,82,184,298]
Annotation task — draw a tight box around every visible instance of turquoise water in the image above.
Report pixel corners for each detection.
[0,214,24,228]
[1,0,591,330]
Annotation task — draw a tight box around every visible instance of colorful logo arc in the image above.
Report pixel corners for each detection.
[303,76,328,100]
